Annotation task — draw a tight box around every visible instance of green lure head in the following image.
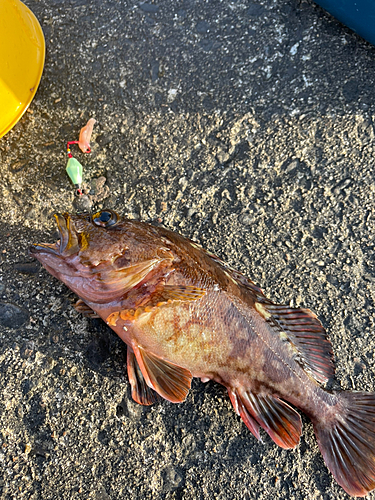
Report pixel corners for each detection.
[66,157,83,188]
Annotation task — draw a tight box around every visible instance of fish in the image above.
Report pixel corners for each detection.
[29,209,375,497]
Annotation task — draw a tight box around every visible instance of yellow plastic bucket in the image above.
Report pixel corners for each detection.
[0,0,45,138]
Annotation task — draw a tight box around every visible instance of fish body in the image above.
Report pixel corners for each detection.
[30,210,375,496]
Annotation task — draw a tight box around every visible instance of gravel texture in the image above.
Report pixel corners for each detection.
[1,0,375,498]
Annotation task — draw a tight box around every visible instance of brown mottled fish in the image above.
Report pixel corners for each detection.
[30,209,375,496]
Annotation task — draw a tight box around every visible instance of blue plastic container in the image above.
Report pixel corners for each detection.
[314,0,375,46]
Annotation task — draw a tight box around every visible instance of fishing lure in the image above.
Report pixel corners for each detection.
[65,118,96,195]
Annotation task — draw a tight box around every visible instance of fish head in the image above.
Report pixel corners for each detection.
[29,210,174,304]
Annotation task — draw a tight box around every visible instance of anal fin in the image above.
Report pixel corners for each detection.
[228,388,261,441]
[235,389,302,449]
[127,348,160,405]
[133,345,192,403]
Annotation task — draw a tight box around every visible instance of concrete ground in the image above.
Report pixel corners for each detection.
[1,0,375,498]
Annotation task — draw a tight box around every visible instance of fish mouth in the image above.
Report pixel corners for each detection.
[29,213,79,257]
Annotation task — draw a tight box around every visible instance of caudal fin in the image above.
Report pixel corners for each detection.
[313,392,375,497]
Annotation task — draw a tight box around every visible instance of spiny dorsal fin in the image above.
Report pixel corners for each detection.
[203,250,265,297]
[255,302,334,384]
[238,389,302,449]
[132,345,192,403]
[127,348,161,406]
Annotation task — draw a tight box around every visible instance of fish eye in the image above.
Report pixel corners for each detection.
[92,210,119,228]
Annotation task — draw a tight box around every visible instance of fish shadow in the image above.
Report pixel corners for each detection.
[83,318,128,377]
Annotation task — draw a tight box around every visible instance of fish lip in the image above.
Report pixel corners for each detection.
[29,213,79,257]
[28,242,60,256]
[54,213,70,254]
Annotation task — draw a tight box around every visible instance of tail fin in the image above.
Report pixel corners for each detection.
[313,392,375,497]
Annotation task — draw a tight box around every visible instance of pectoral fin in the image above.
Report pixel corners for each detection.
[132,345,192,403]
[105,284,206,326]
[141,284,206,308]
[127,348,160,405]
[235,389,302,449]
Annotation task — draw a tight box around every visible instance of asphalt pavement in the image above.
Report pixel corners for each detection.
[1,0,375,498]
